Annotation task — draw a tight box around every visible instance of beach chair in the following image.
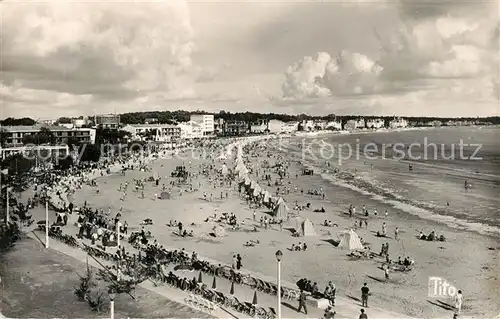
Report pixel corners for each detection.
[287,289,299,300]
[205,299,217,313]
[263,281,274,294]
[268,307,277,318]
[244,301,256,316]
[256,306,268,319]
[269,283,279,296]
[184,293,195,305]
[256,279,268,293]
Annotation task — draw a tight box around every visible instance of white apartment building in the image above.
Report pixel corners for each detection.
[282,121,299,133]
[355,118,366,129]
[190,114,214,136]
[326,120,342,130]
[366,118,385,129]
[250,120,268,134]
[268,119,285,134]
[389,117,408,129]
[178,121,204,139]
[122,124,181,142]
[299,120,315,131]
[314,120,328,130]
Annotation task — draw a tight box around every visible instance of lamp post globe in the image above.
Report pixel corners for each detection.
[108,289,116,301]
[275,250,283,262]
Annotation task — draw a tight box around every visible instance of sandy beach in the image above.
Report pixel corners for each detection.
[25,134,496,318]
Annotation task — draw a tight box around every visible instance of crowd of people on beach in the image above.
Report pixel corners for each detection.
[5,135,471,319]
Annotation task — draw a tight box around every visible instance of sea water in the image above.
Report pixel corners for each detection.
[280,127,500,237]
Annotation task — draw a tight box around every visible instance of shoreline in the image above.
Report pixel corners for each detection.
[278,129,500,238]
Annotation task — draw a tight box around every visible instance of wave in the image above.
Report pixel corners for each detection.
[273,140,500,237]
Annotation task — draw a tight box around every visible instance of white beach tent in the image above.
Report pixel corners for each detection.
[244,177,251,186]
[239,168,248,179]
[221,164,229,175]
[296,218,317,237]
[262,190,271,203]
[235,160,245,173]
[273,200,289,220]
[338,229,364,251]
[250,180,257,190]
[253,185,262,197]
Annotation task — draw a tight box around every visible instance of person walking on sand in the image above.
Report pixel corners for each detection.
[361,283,370,307]
[394,227,399,241]
[359,308,368,319]
[297,289,308,314]
[455,290,463,314]
[236,254,242,270]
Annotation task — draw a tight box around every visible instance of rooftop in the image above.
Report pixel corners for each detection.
[0,125,71,132]
[125,124,179,129]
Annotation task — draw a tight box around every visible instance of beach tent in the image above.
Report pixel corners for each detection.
[235,161,245,173]
[244,177,251,186]
[296,218,317,237]
[276,197,285,206]
[213,225,226,237]
[338,230,364,250]
[273,201,289,220]
[252,185,261,197]
[238,165,248,177]
[221,164,229,176]
[250,180,257,190]
[262,191,270,203]
[159,191,171,200]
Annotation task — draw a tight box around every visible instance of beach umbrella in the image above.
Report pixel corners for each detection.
[198,271,203,283]
[252,290,258,305]
[230,281,235,295]
[212,276,217,289]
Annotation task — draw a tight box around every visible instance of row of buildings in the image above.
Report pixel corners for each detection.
[0,114,411,158]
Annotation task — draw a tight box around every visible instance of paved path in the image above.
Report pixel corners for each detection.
[23,206,415,319]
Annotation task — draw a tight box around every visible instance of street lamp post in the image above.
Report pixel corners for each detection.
[45,201,49,249]
[275,250,283,319]
[5,187,9,223]
[116,221,121,248]
[109,289,116,319]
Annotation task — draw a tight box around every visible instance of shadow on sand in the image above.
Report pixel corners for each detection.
[345,295,361,303]
[366,275,386,283]
[427,300,455,311]
[321,239,340,247]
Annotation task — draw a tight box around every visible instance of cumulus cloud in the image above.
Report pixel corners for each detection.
[281,0,499,108]
[282,51,385,99]
[1,0,199,118]
[379,15,499,80]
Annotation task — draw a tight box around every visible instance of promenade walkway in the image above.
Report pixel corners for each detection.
[23,204,414,319]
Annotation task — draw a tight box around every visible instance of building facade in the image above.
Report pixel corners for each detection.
[326,120,342,130]
[366,118,385,129]
[224,121,248,136]
[94,114,120,129]
[0,125,92,147]
[214,118,225,135]
[389,117,408,129]
[268,120,285,134]
[250,120,268,134]
[122,124,181,142]
[190,114,214,136]
[178,121,204,139]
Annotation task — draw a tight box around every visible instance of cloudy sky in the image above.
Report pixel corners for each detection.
[1,0,499,119]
